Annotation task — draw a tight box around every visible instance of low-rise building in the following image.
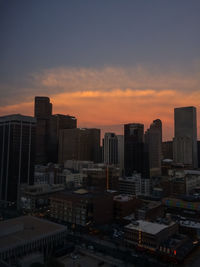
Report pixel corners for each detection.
[163,197,200,219]
[119,173,150,196]
[113,195,142,221]
[137,201,164,221]
[124,220,178,251]
[20,184,65,211]
[0,216,67,265]
[56,169,85,188]
[64,160,94,172]
[50,189,113,226]
[82,166,119,191]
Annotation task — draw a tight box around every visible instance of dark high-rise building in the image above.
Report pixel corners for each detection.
[34,96,77,164]
[145,119,162,176]
[0,114,36,206]
[117,135,124,175]
[162,141,173,160]
[47,114,77,162]
[58,128,100,163]
[103,132,118,165]
[198,141,200,168]
[34,96,52,164]
[34,96,52,119]
[173,106,198,168]
[124,123,149,178]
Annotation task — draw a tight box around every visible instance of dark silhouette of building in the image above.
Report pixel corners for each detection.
[124,123,149,178]
[34,96,52,119]
[34,96,77,164]
[47,114,77,162]
[58,128,100,163]
[34,96,52,164]
[145,119,162,176]
[173,106,198,168]
[0,114,36,206]
[103,132,118,165]
[162,141,173,160]
[198,141,200,168]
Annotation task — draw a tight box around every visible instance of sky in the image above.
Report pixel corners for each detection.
[0,0,200,140]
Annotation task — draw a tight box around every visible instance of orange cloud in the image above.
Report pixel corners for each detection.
[0,66,200,140]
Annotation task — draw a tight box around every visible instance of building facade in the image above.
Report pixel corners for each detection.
[47,114,77,163]
[119,173,150,196]
[50,190,113,226]
[0,114,36,206]
[82,165,119,191]
[173,106,198,168]
[34,96,52,164]
[103,132,118,165]
[0,216,67,265]
[145,119,162,176]
[117,135,124,175]
[162,141,173,160]
[58,128,100,163]
[124,123,149,178]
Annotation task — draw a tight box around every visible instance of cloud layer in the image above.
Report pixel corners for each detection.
[0,66,199,140]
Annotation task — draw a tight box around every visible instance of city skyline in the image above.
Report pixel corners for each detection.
[0,0,200,140]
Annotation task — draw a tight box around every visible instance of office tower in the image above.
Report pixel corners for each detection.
[103,132,118,165]
[162,141,173,160]
[117,135,124,174]
[47,114,77,162]
[82,166,119,191]
[198,141,200,168]
[0,114,36,206]
[34,96,77,164]
[145,119,162,176]
[124,123,149,178]
[58,128,100,163]
[34,96,52,118]
[34,96,52,164]
[173,106,198,168]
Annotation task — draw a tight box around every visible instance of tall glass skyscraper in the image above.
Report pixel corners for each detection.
[173,106,198,168]
[0,114,36,206]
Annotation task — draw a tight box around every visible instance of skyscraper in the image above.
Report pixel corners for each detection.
[47,114,77,163]
[117,135,124,175]
[145,119,162,176]
[34,96,77,164]
[124,123,149,178]
[173,106,198,168]
[34,96,52,119]
[0,114,36,206]
[103,132,118,165]
[34,96,52,164]
[58,128,100,163]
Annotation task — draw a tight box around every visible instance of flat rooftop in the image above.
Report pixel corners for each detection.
[51,190,112,200]
[139,200,162,211]
[179,220,200,229]
[125,220,176,235]
[114,194,134,202]
[0,114,36,123]
[0,216,67,252]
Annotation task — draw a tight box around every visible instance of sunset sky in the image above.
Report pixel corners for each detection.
[0,0,200,140]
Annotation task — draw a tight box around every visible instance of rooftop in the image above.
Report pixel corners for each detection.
[114,195,134,202]
[125,220,176,235]
[50,189,112,200]
[0,216,67,252]
[139,200,162,211]
[179,220,200,229]
[0,114,36,123]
